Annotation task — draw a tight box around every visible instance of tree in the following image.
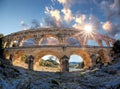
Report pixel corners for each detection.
[0,33,4,58]
[112,39,120,54]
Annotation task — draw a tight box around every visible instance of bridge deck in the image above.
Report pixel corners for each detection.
[5,45,112,49]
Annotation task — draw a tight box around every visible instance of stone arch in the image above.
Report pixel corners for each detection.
[39,35,60,45]
[70,50,93,69]
[9,40,19,47]
[13,50,26,62]
[3,41,7,48]
[35,50,60,62]
[19,35,35,46]
[34,50,60,70]
[22,38,36,46]
[12,50,28,68]
[97,49,111,65]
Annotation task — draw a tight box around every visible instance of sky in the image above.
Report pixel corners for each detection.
[0,0,120,39]
[0,0,120,62]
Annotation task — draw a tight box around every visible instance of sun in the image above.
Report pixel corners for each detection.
[84,24,93,33]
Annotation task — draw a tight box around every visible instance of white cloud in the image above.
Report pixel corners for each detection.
[62,8,73,23]
[102,21,113,31]
[75,15,86,24]
[44,6,62,27]
[72,23,83,30]
[57,0,74,8]
[58,0,67,4]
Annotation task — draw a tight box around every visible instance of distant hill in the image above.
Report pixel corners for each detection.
[69,62,80,65]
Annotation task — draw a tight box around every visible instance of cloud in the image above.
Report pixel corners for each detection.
[61,8,73,23]
[57,0,74,8]
[102,21,113,31]
[73,14,100,31]
[102,21,120,36]
[44,6,62,27]
[72,23,83,30]
[101,0,120,20]
[101,0,120,36]
[44,17,58,27]
[75,14,86,24]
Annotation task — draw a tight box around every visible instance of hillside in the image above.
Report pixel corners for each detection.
[0,57,120,89]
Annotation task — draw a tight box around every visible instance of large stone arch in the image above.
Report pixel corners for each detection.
[19,35,35,46]
[34,50,61,70]
[13,50,26,63]
[35,50,60,62]
[69,50,93,69]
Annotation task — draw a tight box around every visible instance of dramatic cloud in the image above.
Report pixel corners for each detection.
[62,8,73,23]
[75,14,86,24]
[101,0,120,20]
[44,6,62,27]
[101,0,120,36]
[73,14,100,31]
[102,21,113,31]
[102,21,120,36]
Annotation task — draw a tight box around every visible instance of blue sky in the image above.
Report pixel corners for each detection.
[0,0,120,39]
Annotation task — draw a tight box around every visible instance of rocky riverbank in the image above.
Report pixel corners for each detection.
[0,58,120,89]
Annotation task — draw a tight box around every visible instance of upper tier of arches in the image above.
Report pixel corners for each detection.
[2,27,115,48]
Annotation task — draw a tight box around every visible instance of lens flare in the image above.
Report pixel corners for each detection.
[75,24,96,45]
[84,24,93,33]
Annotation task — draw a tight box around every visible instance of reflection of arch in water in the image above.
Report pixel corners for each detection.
[70,50,92,69]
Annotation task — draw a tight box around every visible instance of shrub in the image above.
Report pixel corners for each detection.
[112,40,120,54]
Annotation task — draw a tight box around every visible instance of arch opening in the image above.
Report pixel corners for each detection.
[69,54,84,72]
[35,54,60,72]
[34,51,60,72]
[66,37,80,46]
[22,38,36,46]
[87,39,98,46]
[102,40,107,47]
[40,37,59,45]
[10,40,19,47]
